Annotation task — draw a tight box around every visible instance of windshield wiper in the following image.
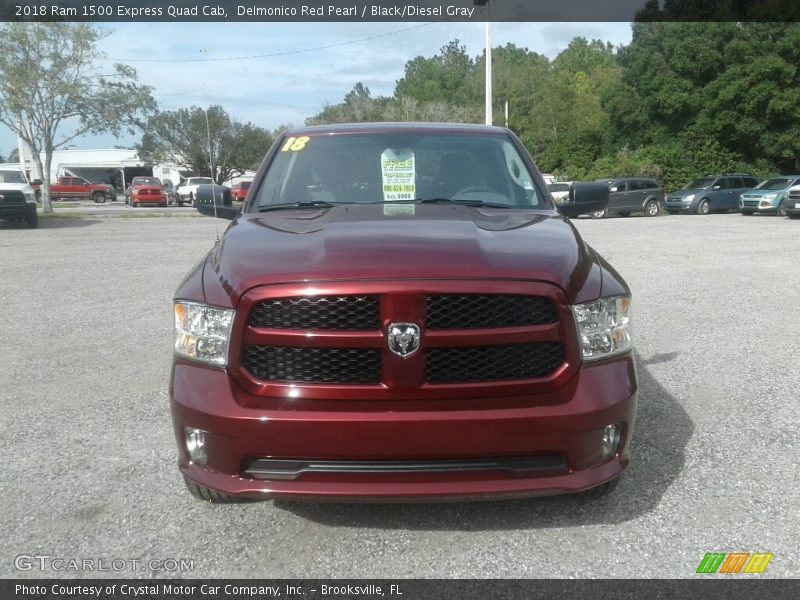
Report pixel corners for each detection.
[414,197,511,209]
[257,201,341,212]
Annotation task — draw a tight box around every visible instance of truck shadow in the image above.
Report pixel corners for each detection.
[278,354,693,530]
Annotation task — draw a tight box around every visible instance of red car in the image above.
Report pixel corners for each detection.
[172,122,637,502]
[230,180,251,202]
[129,176,167,207]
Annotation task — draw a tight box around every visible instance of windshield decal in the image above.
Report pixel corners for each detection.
[381,148,416,201]
[280,136,311,152]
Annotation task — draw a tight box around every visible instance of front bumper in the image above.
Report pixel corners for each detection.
[664,198,696,212]
[0,202,36,219]
[171,356,638,501]
[740,198,780,213]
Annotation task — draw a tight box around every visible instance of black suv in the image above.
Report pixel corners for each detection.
[591,178,664,218]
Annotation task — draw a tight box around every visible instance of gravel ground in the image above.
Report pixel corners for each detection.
[1,210,798,579]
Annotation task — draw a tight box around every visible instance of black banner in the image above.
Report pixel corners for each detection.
[3,580,800,600]
[2,0,800,22]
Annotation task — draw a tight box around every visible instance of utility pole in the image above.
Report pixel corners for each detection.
[474,0,492,125]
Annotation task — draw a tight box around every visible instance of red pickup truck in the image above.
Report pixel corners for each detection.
[173,123,636,503]
[42,176,115,203]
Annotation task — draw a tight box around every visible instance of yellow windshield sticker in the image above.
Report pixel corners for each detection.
[280,136,310,152]
[381,149,416,201]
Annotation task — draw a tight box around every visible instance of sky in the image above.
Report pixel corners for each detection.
[0,21,633,157]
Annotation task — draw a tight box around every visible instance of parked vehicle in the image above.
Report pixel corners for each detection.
[786,185,800,219]
[129,176,167,208]
[664,174,759,215]
[590,178,664,218]
[41,176,115,203]
[230,180,252,202]
[171,122,636,503]
[546,181,571,205]
[0,167,38,228]
[176,177,214,207]
[739,176,799,216]
[163,179,180,205]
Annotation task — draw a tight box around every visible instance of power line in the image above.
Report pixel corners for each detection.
[105,21,451,63]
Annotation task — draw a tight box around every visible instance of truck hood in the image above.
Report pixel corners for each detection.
[0,182,33,194]
[201,204,603,305]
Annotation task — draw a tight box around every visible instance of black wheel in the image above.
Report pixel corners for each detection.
[697,199,711,215]
[667,210,679,215]
[35,191,42,204]
[25,209,39,229]
[644,200,660,217]
[188,192,194,206]
[176,198,184,207]
[92,191,105,204]
[788,213,800,219]
[590,208,608,219]
[777,202,786,217]
[183,476,244,503]
[574,476,620,499]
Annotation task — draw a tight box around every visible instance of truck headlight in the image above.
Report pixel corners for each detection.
[174,301,235,366]
[571,296,632,361]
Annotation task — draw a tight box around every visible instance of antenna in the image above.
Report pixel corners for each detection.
[205,105,220,241]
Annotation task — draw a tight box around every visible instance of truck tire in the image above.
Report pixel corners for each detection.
[92,192,105,204]
[26,208,39,229]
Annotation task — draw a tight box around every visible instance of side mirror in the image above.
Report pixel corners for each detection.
[195,184,240,220]
[32,179,42,186]
[557,181,610,219]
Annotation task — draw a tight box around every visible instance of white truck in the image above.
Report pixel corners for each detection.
[176,177,214,207]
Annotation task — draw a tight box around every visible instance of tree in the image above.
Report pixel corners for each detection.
[137,105,273,184]
[0,23,155,213]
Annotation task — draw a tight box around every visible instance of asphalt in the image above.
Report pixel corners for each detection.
[1,209,798,579]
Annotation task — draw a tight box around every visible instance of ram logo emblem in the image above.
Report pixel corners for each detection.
[387,323,421,358]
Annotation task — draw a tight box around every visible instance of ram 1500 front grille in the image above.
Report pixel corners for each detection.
[241,291,567,387]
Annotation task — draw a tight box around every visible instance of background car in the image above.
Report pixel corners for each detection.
[591,178,664,218]
[739,176,798,216]
[546,181,571,205]
[129,176,167,208]
[230,180,251,202]
[664,174,759,215]
[176,177,214,207]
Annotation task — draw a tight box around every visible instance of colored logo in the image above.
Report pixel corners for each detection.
[696,552,773,574]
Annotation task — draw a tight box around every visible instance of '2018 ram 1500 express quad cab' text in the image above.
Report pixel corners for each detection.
[171,123,637,502]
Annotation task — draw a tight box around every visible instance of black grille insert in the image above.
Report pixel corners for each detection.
[426,295,557,329]
[242,455,567,480]
[426,342,564,383]
[249,296,380,330]
[243,345,381,384]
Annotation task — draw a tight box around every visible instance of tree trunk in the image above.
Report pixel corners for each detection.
[39,153,53,214]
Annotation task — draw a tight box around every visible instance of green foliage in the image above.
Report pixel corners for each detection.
[137,105,273,184]
[308,24,800,185]
[0,22,155,212]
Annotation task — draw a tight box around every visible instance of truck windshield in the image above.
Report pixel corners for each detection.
[252,131,546,210]
[0,170,27,184]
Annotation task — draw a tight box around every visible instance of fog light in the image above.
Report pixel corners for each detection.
[601,424,622,461]
[184,427,207,465]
